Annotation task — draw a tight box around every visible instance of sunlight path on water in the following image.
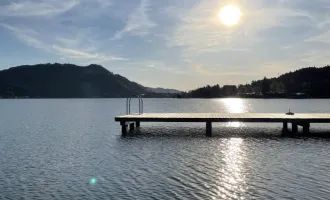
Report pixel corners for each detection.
[221,98,247,127]
[1,99,330,199]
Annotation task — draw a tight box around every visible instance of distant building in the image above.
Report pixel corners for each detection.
[292,92,308,98]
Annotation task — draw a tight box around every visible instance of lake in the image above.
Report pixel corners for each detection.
[1,98,330,199]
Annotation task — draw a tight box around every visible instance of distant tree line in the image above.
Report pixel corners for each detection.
[178,84,238,98]
[179,65,330,98]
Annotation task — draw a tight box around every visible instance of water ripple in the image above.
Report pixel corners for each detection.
[1,99,330,199]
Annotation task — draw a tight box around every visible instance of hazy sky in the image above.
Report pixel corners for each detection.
[0,0,329,90]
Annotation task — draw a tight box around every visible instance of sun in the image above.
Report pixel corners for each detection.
[219,5,242,26]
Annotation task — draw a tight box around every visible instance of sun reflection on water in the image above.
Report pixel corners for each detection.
[221,98,247,127]
[215,138,246,199]
[222,98,245,113]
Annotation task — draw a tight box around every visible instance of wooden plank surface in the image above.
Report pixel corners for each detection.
[115,113,330,123]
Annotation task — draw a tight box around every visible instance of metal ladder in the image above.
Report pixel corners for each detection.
[126,95,143,115]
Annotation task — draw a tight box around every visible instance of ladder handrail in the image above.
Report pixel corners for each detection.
[126,95,143,115]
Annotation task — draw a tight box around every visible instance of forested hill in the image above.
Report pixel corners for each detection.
[145,87,182,94]
[0,63,147,98]
[181,65,330,98]
[243,66,330,97]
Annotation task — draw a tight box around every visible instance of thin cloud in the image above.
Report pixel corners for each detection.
[56,37,79,47]
[0,0,79,17]
[0,23,46,50]
[147,62,188,74]
[1,24,127,62]
[129,61,188,74]
[52,45,127,61]
[112,0,156,40]
[94,0,113,8]
[304,30,330,44]
[195,65,254,77]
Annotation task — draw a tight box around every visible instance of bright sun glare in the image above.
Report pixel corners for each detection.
[219,5,242,26]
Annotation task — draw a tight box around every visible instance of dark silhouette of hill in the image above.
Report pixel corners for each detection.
[1,64,329,98]
[180,65,330,98]
[179,84,237,98]
[145,87,182,94]
[243,66,330,98]
[0,63,147,98]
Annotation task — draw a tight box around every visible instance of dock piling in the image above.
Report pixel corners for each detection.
[303,123,310,134]
[129,123,135,131]
[121,123,127,135]
[283,122,288,132]
[206,122,212,137]
[292,123,298,133]
[136,121,140,128]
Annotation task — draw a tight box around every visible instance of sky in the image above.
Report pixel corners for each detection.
[0,0,330,91]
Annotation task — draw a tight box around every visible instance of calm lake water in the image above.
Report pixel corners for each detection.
[1,98,330,199]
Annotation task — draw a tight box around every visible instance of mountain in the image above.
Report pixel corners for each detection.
[145,87,182,94]
[0,63,147,98]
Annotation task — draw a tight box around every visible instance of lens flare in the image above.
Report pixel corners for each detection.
[90,178,97,185]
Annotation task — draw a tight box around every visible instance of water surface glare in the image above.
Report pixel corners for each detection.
[1,99,330,199]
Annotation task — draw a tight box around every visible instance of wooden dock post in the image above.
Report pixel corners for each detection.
[136,121,140,128]
[303,123,310,134]
[121,122,127,135]
[283,122,288,132]
[292,123,298,133]
[129,123,135,131]
[206,122,212,137]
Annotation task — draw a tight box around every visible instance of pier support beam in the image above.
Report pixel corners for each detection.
[129,123,135,131]
[206,122,212,137]
[121,123,127,136]
[136,121,140,128]
[303,123,310,134]
[282,122,288,132]
[292,123,298,133]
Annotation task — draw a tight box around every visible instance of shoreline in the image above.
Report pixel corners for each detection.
[1,97,330,99]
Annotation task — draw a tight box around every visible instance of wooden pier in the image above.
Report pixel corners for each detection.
[115,113,330,136]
